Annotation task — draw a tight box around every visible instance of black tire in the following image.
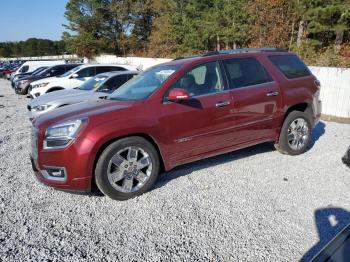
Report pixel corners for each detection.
[95,136,160,201]
[275,111,312,155]
[18,86,29,95]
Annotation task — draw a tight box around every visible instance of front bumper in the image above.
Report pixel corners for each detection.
[15,82,30,94]
[29,89,42,99]
[313,99,322,126]
[27,104,56,120]
[30,136,95,192]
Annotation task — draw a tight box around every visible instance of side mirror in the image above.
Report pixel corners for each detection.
[167,88,190,101]
[71,73,79,79]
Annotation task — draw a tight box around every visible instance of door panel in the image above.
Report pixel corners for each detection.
[222,57,281,144]
[229,82,280,144]
[159,61,234,162]
[160,92,233,162]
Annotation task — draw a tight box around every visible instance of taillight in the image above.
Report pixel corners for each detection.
[314,79,321,89]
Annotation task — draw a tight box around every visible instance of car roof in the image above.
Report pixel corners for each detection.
[95,71,139,77]
[49,63,82,68]
[160,48,293,67]
[78,63,138,68]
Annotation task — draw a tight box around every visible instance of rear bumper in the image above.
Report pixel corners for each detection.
[313,99,322,126]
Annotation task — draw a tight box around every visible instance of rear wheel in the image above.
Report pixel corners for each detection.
[95,137,160,200]
[275,111,312,155]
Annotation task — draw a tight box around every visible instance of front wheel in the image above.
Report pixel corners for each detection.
[95,137,160,200]
[275,111,312,155]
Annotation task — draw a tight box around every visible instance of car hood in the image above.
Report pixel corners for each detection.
[17,75,43,82]
[29,89,97,107]
[34,99,136,129]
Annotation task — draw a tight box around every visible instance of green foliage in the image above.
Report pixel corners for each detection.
[167,0,249,55]
[2,0,350,67]
[63,0,159,57]
[0,38,67,58]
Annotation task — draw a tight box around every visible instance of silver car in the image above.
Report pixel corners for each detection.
[27,71,138,119]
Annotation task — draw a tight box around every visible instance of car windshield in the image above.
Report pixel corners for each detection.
[78,75,109,91]
[109,65,179,101]
[59,65,83,78]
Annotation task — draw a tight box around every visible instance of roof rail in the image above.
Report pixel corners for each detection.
[173,55,200,61]
[174,48,288,60]
[203,48,288,56]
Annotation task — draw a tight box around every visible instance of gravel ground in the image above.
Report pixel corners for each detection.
[0,78,349,261]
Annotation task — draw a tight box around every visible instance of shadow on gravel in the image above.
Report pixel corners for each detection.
[309,121,326,149]
[342,147,350,168]
[301,207,350,261]
[156,142,275,189]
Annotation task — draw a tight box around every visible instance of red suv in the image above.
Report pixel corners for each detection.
[30,49,322,200]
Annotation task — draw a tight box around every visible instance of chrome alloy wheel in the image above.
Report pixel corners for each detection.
[287,118,310,150]
[107,147,153,193]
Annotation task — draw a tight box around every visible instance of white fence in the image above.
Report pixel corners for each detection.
[0,54,79,61]
[90,55,171,70]
[309,67,350,119]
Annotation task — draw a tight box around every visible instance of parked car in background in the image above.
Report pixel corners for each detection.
[11,60,65,80]
[30,48,322,200]
[29,64,139,98]
[4,67,20,79]
[11,66,48,88]
[15,64,82,95]
[27,71,138,119]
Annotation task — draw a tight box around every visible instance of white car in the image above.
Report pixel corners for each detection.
[11,60,65,80]
[29,64,139,98]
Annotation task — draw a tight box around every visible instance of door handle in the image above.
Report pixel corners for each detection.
[215,101,231,107]
[266,91,279,97]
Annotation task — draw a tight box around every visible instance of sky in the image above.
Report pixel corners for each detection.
[0,0,69,42]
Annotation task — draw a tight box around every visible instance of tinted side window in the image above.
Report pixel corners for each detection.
[76,67,95,78]
[110,66,127,72]
[65,65,79,72]
[223,57,273,89]
[268,55,311,79]
[111,75,129,90]
[50,66,66,76]
[170,61,224,97]
[21,65,29,73]
[98,75,128,92]
[96,66,113,74]
[127,74,137,80]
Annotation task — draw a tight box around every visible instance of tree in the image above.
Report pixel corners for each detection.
[248,0,296,48]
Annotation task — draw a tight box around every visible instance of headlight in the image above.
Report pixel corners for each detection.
[33,82,49,89]
[44,118,88,149]
[31,104,52,112]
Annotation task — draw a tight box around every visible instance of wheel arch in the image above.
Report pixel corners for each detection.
[91,133,166,186]
[46,86,64,93]
[283,102,314,125]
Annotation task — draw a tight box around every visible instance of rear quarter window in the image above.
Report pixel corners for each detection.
[223,57,273,89]
[268,55,311,79]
